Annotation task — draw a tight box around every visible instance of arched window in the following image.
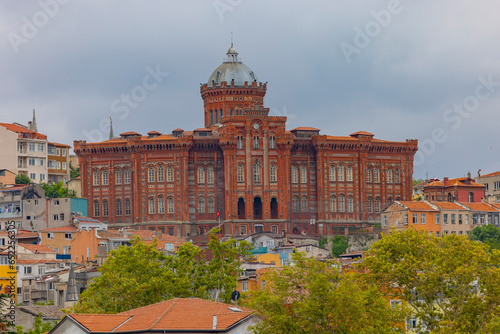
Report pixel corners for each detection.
[197,166,205,184]
[300,166,307,184]
[237,164,244,183]
[148,197,155,214]
[395,168,401,183]
[366,168,372,183]
[347,196,353,212]
[115,169,122,184]
[167,197,174,213]
[93,170,100,186]
[346,166,353,182]
[269,136,275,149]
[292,166,298,184]
[330,196,336,212]
[338,195,345,212]
[208,197,215,213]
[124,169,131,184]
[198,197,205,213]
[468,192,474,203]
[207,166,214,184]
[158,196,165,214]
[157,165,164,182]
[125,198,131,215]
[253,161,261,184]
[375,197,381,213]
[292,196,299,213]
[270,164,277,183]
[166,166,174,182]
[329,166,336,182]
[93,200,100,216]
[367,197,373,213]
[237,136,243,149]
[374,168,380,183]
[301,196,308,212]
[338,165,344,182]
[102,200,109,216]
[148,167,155,183]
[102,170,108,185]
[387,169,393,183]
[116,199,122,216]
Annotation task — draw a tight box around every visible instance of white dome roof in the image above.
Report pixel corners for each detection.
[207,44,259,87]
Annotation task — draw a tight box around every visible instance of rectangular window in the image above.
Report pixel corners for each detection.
[56,148,60,156]
[269,136,275,149]
[38,265,45,275]
[30,173,36,180]
[53,214,59,221]
[37,143,44,152]
[451,214,456,224]
[458,214,463,224]
[383,215,388,227]
[421,214,426,224]
[60,213,65,221]
[65,233,72,239]
[242,281,248,292]
[436,231,440,237]
[404,213,408,225]
[29,157,35,166]
[48,146,55,155]
[40,174,45,181]
[168,227,175,236]
[47,232,53,239]
[62,162,66,170]
[29,142,35,151]
[412,213,417,224]
[63,246,69,254]
[435,213,439,224]
[62,149,66,156]
[24,266,32,274]
[240,225,247,235]
[57,162,61,169]
[465,214,469,224]
[38,158,44,166]
[480,214,485,224]
[444,214,448,224]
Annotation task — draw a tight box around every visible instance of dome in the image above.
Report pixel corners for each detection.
[207,44,259,87]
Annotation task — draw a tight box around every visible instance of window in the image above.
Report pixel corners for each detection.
[383,215,388,227]
[61,213,65,221]
[30,173,36,180]
[271,225,278,234]
[459,214,463,224]
[404,213,408,224]
[237,136,243,149]
[451,214,456,224]
[374,168,380,183]
[124,169,131,184]
[480,214,485,225]
[94,200,100,216]
[366,168,372,183]
[65,233,72,239]
[29,157,35,166]
[338,165,344,181]
[253,136,259,149]
[269,136,275,149]
[62,162,66,170]
[62,148,66,156]
[412,213,417,224]
[330,196,336,212]
[242,281,248,292]
[38,158,44,166]
[301,196,308,212]
[465,214,469,225]
[387,169,393,183]
[237,164,244,183]
[57,162,61,170]
[208,197,215,213]
[207,166,214,184]
[270,164,277,183]
[329,166,336,182]
[103,200,109,216]
[395,168,401,183]
[198,197,205,213]
[407,319,418,330]
[53,214,59,221]
[115,169,122,184]
[374,197,380,214]
[435,213,439,224]
[468,192,474,203]
[148,197,155,214]
[40,174,45,181]
[54,199,60,206]
[157,165,164,182]
[37,143,44,152]
[48,146,55,154]
[197,166,205,184]
[347,196,353,212]
[29,142,35,151]
[367,197,373,213]
[56,148,60,156]
[158,196,165,214]
[390,300,401,308]
[93,170,100,185]
[24,266,32,274]
[116,199,122,215]
[167,197,174,213]
[102,170,109,185]
[166,166,174,182]
[300,166,307,184]
[292,196,299,213]
[444,214,448,224]
[240,225,247,235]
[291,166,298,184]
[253,161,261,184]
[346,166,353,182]
[47,232,54,239]
[148,167,155,182]
[436,231,440,237]
[125,198,131,215]
[338,195,345,212]
[421,214,426,224]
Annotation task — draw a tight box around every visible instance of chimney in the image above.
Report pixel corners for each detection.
[478,169,482,178]
[212,316,217,330]
[467,171,471,179]
[444,177,449,187]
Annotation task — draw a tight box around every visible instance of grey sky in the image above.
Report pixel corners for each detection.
[1,1,499,180]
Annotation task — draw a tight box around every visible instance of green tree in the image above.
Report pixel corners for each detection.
[245,252,402,333]
[75,229,252,314]
[40,182,75,198]
[15,313,58,334]
[15,174,31,184]
[69,161,80,180]
[362,229,500,333]
[331,235,348,257]
[413,178,425,186]
[470,224,500,250]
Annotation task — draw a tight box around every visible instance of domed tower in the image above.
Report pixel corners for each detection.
[200,43,267,128]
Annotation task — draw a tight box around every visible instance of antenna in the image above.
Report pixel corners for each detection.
[231,32,233,47]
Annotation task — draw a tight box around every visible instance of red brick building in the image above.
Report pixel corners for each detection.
[423,174,485,203]
[74,44,418,237]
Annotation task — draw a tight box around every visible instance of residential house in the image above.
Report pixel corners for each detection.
[15,305,64,331]
[457,202,500,227]
[0,184,26,230]
[381,201,440,236]
[17,243,57,260]
[275,244,329,265]
[475,170,500,204]
[423,174,485,203]
[48,298,257,334]
[47,142,71,184]
[430,201,474,236]
[70,229,129,265]
[39,225,77,256]
[0,169,15,188]
[66,176,82,198]
[124,230,185,252]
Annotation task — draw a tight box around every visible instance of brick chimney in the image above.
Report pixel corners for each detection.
[444,177,449,187]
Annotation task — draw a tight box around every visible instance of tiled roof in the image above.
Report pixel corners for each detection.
[424,177,485,188]
[19,305,65,319]
[48,142,71,148]
[481,171,500,178]
[350,131,374,136]
[74,216,101,223]
[0,123,48,140]
[291,127,320,131]
[69,298,253,332]
[430,202,467,210]
[172,128,184,132]
[458,202,500,212]
[40,225,78,232]
[97,230,128,239]
[397,201,438,211]
[19,244,55,253]
[120,131,141,136]
[17,259,69,265]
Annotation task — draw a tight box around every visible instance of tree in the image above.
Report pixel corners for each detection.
[470,224,500,250]
[69,161,80,180]
[40,182,75,198]
[362,229,500,333]
[15,174,31,184]
[331,235,348,257]
[15,313,58,334]
[245,252,402,333]
[74,229,252,314]
[413,178,425,186]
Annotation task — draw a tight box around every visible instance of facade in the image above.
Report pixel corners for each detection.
[74,44,418,237]
[0,169,15,187]
[476,170,500,204]
[39,225,78,256]
[23,196,87,231]
[423,175,485,203]
[0,185,25,230]
[47,142,71,184]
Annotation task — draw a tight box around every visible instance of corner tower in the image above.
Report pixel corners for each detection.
[200,43,267,128]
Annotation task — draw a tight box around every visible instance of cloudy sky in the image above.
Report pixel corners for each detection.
[1,1,499,180]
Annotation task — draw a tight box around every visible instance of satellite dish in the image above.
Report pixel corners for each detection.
[231,290,241,302]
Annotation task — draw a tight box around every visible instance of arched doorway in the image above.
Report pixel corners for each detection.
[238,198,245,219]
[253,197,262,220]
[270,198,278,219]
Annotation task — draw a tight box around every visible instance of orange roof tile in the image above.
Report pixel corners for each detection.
[69,298,253,332]
[424,177,485,188]
[397,201,438,211]
[458,202,499,211]
[17,259,69,265]
[40,225,78,232]
[172,128,184,132]
[291,127,320,131]
[481,171,500,178]
[120,131,141,136]
[19,244,55,253]
[48,142,71,148]
[350,131,374,136]
[0,123,47,140]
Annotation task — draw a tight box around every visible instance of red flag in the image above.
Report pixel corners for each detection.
[217,211,220,218]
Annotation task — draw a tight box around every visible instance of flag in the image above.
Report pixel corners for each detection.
[217,211,220,218]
